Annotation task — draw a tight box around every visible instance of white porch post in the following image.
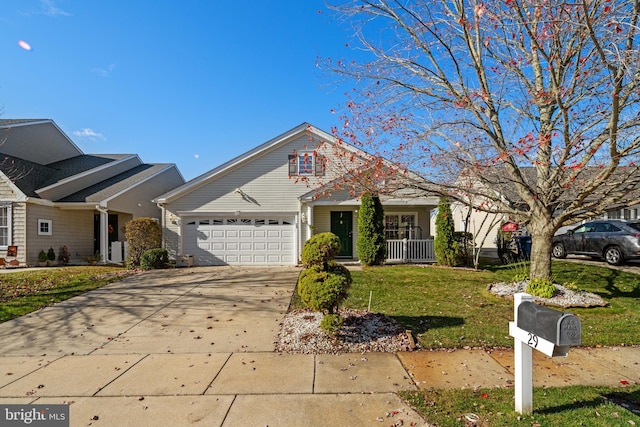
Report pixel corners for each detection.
[96,205,109,263]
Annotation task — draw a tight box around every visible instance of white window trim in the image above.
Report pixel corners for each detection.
[297,153,315,176]
[0,203,11,249]
[38,219,53,236]
[384,212,419,239]
[385,212,419,224]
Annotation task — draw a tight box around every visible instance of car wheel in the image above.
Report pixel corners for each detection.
[604,246,624,266]
[552,243,567,259]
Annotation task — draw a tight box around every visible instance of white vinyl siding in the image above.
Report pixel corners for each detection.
[164,133,354,214]
[26,204,94,265]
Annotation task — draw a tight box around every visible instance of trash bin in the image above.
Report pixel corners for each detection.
[516,236,532,260]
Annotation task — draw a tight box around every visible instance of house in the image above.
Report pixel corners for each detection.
[153,123,440,266]
[445,165,640,261]
[0,119,185,266]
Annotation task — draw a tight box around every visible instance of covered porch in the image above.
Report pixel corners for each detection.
[300,193,438,264]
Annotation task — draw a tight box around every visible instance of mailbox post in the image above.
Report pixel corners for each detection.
[509,292,582,414]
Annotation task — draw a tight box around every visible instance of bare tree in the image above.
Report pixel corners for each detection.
[321,0,640,279]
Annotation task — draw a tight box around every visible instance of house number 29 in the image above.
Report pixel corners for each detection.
[527,332,539,348]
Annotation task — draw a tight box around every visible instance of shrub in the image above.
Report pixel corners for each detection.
[453,231,473,266]
[84,251,101,265]
[125,218,162,267]
[140,248,169,270]
[526,278,557,299]
[356,193,387,266]
[47,247,56,261]
[38,250,47,263]
[297,263,352,314]
[320,313,343,335]
[434,197,459,266]
[301,232,341,268]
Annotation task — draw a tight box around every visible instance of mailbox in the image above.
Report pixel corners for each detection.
[517,302,581,347]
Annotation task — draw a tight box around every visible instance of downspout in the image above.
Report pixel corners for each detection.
[95,205,109,264]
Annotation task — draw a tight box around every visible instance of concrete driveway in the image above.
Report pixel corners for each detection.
[0,266,427,427]
[0,266,298,356]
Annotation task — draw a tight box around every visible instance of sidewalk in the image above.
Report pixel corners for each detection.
[0,346,637,426]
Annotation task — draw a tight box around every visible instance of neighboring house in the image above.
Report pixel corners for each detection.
[447,188,640,261]
[153,123,440,266]
[0,119,185,266]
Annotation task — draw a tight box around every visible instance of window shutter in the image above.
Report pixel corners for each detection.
[288,155,297,176]
[314,155,325,176]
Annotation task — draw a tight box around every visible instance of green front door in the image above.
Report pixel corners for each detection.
[330,211,353,257]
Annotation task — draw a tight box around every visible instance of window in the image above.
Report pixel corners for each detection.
[385,213,419,239]
[0,204,10,247]
[38,219,52,236]
[298,154,314,175]
[607,210,622,219]
[288,153,325,176]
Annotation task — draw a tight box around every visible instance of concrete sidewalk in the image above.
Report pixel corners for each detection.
[0,267,637,426]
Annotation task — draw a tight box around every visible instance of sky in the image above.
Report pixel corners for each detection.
[0,0,359,181]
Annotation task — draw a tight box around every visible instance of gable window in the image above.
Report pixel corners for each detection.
[0,204,11,248]
[288,153,325,177]
[38,219,53,236]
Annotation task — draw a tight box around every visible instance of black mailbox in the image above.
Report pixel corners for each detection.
[517,302,581,346]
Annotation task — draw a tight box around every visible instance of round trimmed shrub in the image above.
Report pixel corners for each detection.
[140,248,169,270]
[297,263,352,313]
[301,232,341,268]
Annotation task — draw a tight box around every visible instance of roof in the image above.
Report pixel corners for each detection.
[0,153,136,198]
[0,118,185,210]
[58,163,174,202]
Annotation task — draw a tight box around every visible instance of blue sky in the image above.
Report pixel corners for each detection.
[0,0,357,180]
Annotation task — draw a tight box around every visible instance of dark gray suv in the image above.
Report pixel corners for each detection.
[552,220,640,265]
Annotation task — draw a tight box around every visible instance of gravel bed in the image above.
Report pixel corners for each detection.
[487,281,608,308]
[274,309,414,354]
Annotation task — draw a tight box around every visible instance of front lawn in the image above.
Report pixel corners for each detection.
[0,266,137,322]
[400,385,640,426]
[343,261,640,349]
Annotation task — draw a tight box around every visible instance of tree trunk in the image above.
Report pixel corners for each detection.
[528,215,555,281]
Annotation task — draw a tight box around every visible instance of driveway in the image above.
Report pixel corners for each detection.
[0,266,427,426]
[0,266,299,356]
[559,255,640,275]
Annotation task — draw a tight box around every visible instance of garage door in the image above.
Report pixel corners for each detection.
[183,217,296,265]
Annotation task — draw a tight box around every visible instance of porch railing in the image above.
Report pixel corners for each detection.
[386,239,435,263]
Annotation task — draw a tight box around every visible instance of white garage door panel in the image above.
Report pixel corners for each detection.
[184,217,296,266]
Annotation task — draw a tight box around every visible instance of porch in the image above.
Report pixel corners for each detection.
[386,238,436,263]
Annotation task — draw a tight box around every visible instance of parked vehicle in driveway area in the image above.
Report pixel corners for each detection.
[552,220,640,265]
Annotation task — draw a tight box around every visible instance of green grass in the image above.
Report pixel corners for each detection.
[400,385,640,426]
[338,261,640,349]
[0,266,137,322]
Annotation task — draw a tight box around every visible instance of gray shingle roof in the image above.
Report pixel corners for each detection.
[58,163,171,202]
[0,152,165,203]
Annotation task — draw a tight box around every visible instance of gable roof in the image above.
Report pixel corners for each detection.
[0,119,185,206]
[0,119,82,164]
[58,163,176,203]
[154,123,364,204]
